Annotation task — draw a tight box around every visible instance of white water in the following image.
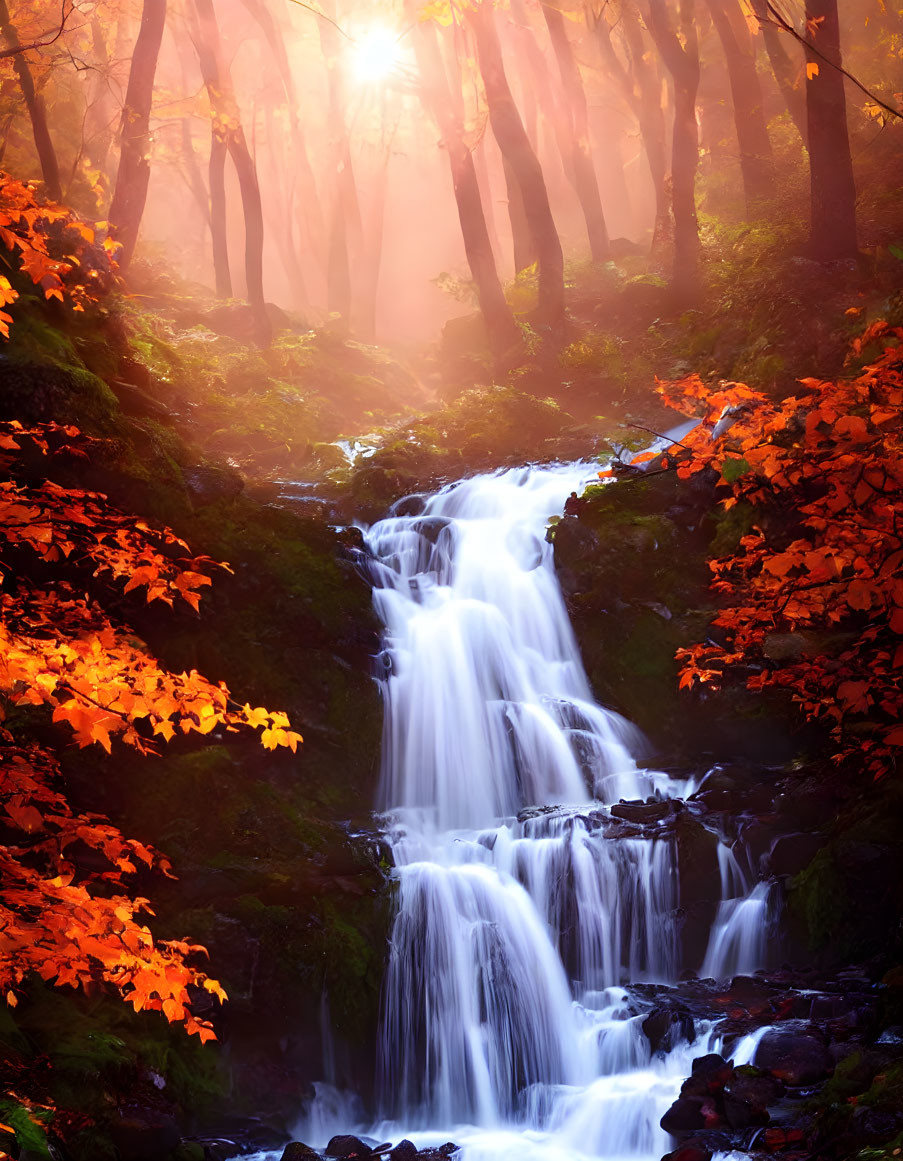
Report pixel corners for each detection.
[320,464,773,1159]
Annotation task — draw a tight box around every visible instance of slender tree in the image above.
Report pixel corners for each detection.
[707,0,775,211]
[108,0,167,270]
[804,0,857,260]
[645,0,701,303]
[190,0,270,343]
[411,13,522,363]
[540,1,610,260]
[0,0,61,201]
[749,0,807,142]
[469,0,565,331]
[593,2,670,253]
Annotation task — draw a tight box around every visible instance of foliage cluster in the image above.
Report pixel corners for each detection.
[654,322,903,779]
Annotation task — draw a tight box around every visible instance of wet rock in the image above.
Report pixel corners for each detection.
[392,494,427,517]
[389,1142,417,1161]
[726,1067,784,1110]
[768,832,825,877]
[755,1028,832,1085]
[411,516,451,544]
[110,1107,181,1161]
[661,1143,711,1161]
[680,1054,733,1099]
[610,799,676,824]
[642,1006,695,1054]
[183,464,244,507]
[325,1136,373,1157]
[660,1096,707,1134]
[281,1144,321,1161]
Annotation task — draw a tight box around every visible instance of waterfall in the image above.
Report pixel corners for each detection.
[354,463,771,1160]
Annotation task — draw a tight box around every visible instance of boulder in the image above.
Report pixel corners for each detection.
[661,1096,706,1134]
[642,1006,695,1054]
[325,1136,373,1158]
[390,1143,417,1161]
[661,1143,711,1161]
[183,464,244,507]
[610,799,676,824]
[281,1144,321,1161]
[768,832,825,877]
[755,1029,832,1086]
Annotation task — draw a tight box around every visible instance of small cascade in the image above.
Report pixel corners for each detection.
[702,843,773,980]
[347,463,777,1160]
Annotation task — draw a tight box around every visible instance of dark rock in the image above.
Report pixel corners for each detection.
[281,1144,321,1161]
[183,464,245,507]
[643,1006,695,1054]
[768,832,825,877]
[722,1092,768,1131]
[851,1106,903,1141]
[755,1028,832,1086]
[110,1108,181,1161]
[661,1096,706,1134]
[661,1141,712,1161]
[410,516,451,544]
[110,378,175,420]
[390,1142,417,1161]
[610,799,675,824]
[325,1136,373,1158]
[392,494,427,517]
[726,1068,784,1109]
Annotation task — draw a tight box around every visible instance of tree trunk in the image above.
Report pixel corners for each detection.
[541,2,610,260]
[240,0,325,277]
[191,0,269,344]
[208,131,232,297]
[411,15,521,363]
[646,0,701,304]
[469,1,564,331]
[0,0,61,201]
[804,0,857,260]
[749,0,808,142]
[707,0,775,211]
[108,0,167,270]
[503,156,537,273]
[594,5,670,254]
[85,17,117,181]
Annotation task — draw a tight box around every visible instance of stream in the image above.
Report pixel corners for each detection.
[303,463,777,1161]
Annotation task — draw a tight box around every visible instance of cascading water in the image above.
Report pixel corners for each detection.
[347,463,773,1161]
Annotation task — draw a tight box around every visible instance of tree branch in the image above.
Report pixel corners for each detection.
[0,0,72,60]
[760,0,903,121]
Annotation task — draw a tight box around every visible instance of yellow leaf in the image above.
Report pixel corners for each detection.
[806,62,820,80]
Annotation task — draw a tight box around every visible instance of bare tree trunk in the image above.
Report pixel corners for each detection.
[541,2,610,260]
[707,0,775,211]
[469,1,564,331]
[0,0,61,201]
[240,0,325,275]
[411,15,521,364]
[108,0,167,270]
[750,0,807,142]
[191,0,269,344]
[594,4,670,254]
[85,17,117,180]
[179,119,211,226]
[646,0,701,304]
[208,128,232,297]
[503,156,537,273]
[804,0,857,259]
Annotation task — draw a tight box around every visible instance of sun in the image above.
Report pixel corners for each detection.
[349,25,403,85]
